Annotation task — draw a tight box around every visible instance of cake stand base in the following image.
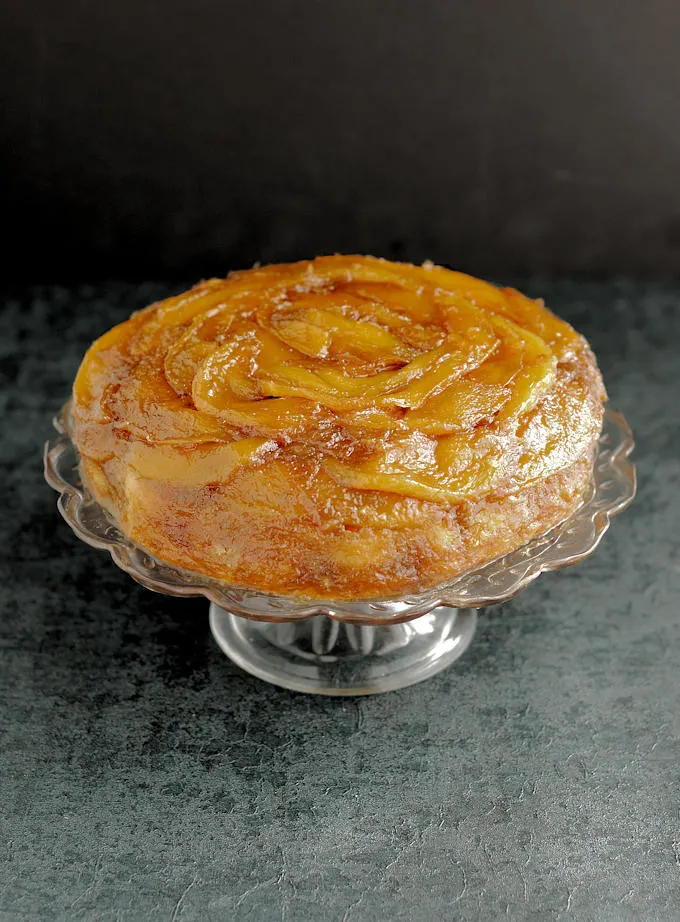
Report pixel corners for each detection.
[208,604,477,695]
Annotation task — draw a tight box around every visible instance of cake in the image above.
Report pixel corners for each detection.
[72,255,606,599]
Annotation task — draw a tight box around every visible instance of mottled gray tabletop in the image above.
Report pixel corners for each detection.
[1,280,678,922]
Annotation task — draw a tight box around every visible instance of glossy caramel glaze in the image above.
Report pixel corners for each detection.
[72,256,606,598]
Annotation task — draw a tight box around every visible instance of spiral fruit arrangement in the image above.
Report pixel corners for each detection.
[72,256,605,598]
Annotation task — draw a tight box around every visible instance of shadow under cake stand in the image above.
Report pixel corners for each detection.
[45,407,635,695]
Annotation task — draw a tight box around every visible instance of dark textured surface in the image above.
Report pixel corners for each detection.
[0,280,678,921]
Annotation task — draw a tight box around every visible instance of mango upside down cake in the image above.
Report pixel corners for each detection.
[72,256,605,599]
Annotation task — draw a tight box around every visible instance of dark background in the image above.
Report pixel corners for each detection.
[3,0,680,282]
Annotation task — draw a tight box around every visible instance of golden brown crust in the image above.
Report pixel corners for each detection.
[72,256,605,599]
[80,452,594,598]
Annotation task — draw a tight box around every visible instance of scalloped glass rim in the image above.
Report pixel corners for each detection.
[44,404,635,625]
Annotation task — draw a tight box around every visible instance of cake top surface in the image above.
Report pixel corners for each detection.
[74,255,603,505]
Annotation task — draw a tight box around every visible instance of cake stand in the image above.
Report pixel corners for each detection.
[44,407,635,695]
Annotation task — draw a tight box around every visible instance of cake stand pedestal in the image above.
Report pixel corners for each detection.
[209,605,477,695]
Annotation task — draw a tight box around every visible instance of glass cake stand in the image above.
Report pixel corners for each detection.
[44,406,635,695]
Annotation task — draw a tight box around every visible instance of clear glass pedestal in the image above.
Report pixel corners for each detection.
[209,604,477,695]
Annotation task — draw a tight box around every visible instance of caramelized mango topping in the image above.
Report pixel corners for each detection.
[74,255,598,506]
